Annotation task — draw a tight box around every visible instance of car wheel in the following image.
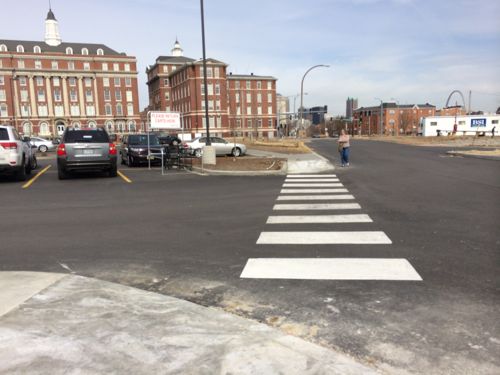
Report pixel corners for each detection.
[232,147,241,157]
[57,164,68,180]
[109,166,118,177]
[31,155,38,170]
[194,148,202,158]
[39,145,48,153]
[16,159,27,181]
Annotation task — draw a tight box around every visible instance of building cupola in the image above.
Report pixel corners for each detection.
[171,39,183,57]
[45,7,62,46]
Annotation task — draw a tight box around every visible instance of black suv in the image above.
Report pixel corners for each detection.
[56,128,117,179]
[120,134,165,167]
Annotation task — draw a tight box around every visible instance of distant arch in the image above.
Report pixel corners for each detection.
[445,90,466,109]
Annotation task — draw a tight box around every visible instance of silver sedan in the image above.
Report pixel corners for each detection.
[187,136,247,157]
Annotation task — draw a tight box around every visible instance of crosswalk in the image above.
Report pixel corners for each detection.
[240,174,422,281]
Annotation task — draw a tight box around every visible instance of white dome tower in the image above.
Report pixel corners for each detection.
[171,39,183,57]
[44,8,62,46]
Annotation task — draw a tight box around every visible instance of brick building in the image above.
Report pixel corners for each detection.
[146,41,277,139]
[0,8,141,138]
[353,103,436,135]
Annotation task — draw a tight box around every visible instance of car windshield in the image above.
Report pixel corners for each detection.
[128,135,160,146]
[64,130,110,143]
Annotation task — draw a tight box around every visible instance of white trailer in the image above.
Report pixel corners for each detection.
[419,115,499,136]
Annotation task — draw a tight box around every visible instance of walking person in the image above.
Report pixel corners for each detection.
[338,129,350,167]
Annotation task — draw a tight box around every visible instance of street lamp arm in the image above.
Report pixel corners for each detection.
[299,64,330,130]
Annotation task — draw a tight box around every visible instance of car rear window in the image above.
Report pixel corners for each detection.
[0,128,9,141]
[128,135,160,146]
[64,130,110,143]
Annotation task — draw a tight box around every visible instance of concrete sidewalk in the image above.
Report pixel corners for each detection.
[0,272,377,374]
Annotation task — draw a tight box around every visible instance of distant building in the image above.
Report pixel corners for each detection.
[346,97,358,119]
[146,41,278,139]
[307,105,328,125]
[353,103,436,135]
[276,94,289,126]
[435,106,467,117]
[0,7,141,137]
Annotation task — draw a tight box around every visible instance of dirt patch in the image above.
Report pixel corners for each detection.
[240,139,311,154]
[192,156,286,171]
[448,149,500,158]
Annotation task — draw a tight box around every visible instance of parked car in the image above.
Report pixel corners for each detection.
[0,125,37,181]
[187,136,246,157]
[29,136,56,152]
[56,127,117,179]
[157,134,182,146]
[120,133,166,166]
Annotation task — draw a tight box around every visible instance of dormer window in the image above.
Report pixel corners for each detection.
[0,45,7,52]
[66,47,73,55]
[34,46,41,53]
[81,48,89,55]
[16,45,25,53]
[97,48,104,56]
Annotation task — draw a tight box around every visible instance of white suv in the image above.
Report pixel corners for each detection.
[0,125,36,181]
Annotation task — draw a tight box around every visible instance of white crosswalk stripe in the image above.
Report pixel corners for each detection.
[266,214,373,224]
[240,258,422,280]
[257,231,392,244]
[240,173,421,281]
[277,195,355,200]
[281,188,349,193]
[274,203,361,210]
[282,183,344,187]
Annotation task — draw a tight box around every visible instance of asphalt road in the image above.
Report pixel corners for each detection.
[1,140,499,374]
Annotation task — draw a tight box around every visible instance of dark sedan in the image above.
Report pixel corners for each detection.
[120,134,166,167]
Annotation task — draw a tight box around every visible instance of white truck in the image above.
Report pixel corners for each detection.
[419,115,499,137]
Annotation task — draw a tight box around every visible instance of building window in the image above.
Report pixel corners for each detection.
[69,77,76,86]
[125,77,132,87]
[37,89,45,102]
[235,93,240,103]
[208,84,213,95]
[214,67,220,78]
[84,78,91,87]
[247,106,251,115]
[164,92,170,100]
[104,89,111,101]
[105,103,112,116]
[163,78,169,86]
[97,48,104,56]
[106,121,114,132]
[66,47,73,55]
[19,77,27,86]
[54,88,62,102]
[86,105,95,116]
[267,93,272,102]
[201,84,205,95]
[127,103,134,116]
[257,119,262,128]
[128,121,136,132]
[267,81,272,90]
[83,62,90,71]
[35,60,42,69]
[268,106,272,114]
[247,119,252,128]
[16,45,24,53]
[124,64,130,72]
[21,105,31,116]
[102,63,108,71]
[36,77,44,86]
[54,105,64,116]
[126,91,133,102]
[215,83,220,95]
[0,103,8,117]
[246,81,251,89]
[246,93,251,103]
[216,100,221,111]
[206,68,213,78]
[0,44,7,52]
[70,104,80,116]
[116,103,123,116]
[257,106,262,115]
[52,77,60,87]
[81,48,89,55]
[51,61,58,70]
[268,119,273,128]
[33,45,41,53]
[103,78,110,87]
[20,89,28,101]
[70,89,77,101]
[0,90,5,101]
[113,63,119,72]
[85,89,93,101]
[235,81,240,90]
[68,61,75,70]
[257,93,262,103]
[115,90,122,101]
[257,81,261,89]
[38,105,48,117]
[114,78,121,86]
[17,60,25,69]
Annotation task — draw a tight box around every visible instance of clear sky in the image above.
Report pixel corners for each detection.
[2,0,499,114]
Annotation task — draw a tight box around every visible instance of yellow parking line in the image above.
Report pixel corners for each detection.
[22,165,51,189]
[117,170,132,183]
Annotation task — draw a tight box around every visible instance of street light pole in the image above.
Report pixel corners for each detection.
[200,0,210,146]
[299,64,329,136]
[375,97,383,135]
[390,97,400,136]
